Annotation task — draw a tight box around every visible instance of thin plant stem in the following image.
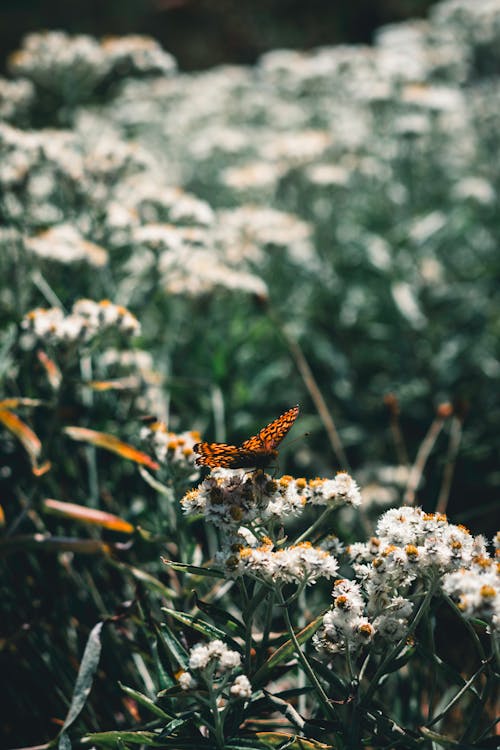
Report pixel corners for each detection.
[277,588,338,723]
[267,306,350,470]
[295,506,334,545]
[207,675,225,749]
[425,659,490,729]
[211,384,226,443]
[80,353,99,507]
[404,415,447,506]
[426,611,437,723]
[259,589,276,664]
[297,587,307,717]
[384,393,409,466]
[442,593,487,663]
[31,269,66,310]
[435,416,463,515]
[360,581,436,708]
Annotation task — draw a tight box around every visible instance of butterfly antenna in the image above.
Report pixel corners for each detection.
[283,431,310,449]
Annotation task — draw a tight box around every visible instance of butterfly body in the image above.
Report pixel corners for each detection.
[194,405,299,469]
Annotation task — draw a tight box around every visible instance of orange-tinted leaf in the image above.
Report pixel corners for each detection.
[87,377,140,392]
[0,397,43,409]
[0,534,114,555]
[37,350,62,389]
[64,426,159,470]
[43,498,134,534]
[0,505,5,527]
[256,732,333,749]
[32,460,52,477]
[0,408,50,476]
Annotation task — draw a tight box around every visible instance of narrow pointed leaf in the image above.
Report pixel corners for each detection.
[37,350,62,389]
[162,608,242,652]
[61,622,103,734]
[64,426,159,469]
[0,397,44,408]
[81,731,160,746]
[0,534,115,555]
[192,592,246,638]
[163,559,225,579]
[157,622,189,670]
[86,376,141,391]
[308,657,349,698]
[119,683,173,720]
[43,498,135,533]
[255,734,333,750]
[252,616,323,685]
[0,408,50,475]
[114,562,177,599]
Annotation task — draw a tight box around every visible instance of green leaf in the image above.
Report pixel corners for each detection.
[81,730,161,746]
[157,622,189,670]
[162,608,242,653]
[61,621,103,739]
[119,682,173,720]
[380,645,416,674]
[192,592,246,639]
[307,657,349,699]
[252,616,323,686]
[150,633,176,690]
[163,560,225,579]
[158,717,192,737]
[116,561,177,600]
[58,733,72,750]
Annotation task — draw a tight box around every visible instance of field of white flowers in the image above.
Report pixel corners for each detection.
[1,0,499,748]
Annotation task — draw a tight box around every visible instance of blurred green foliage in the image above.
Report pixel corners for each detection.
[0,0,499,745]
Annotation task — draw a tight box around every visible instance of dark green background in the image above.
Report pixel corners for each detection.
[1,0,439,71]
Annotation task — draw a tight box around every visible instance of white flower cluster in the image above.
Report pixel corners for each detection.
[349,508,483,594]
[313,579,376,655]
[443,545,500,633]
[140,420,200,478]
[8,31,176,104]
[21,299,140,346]
[0,77,34,123]
[314,507,500,657]
[9,32,105,100]
[314,577,416,657]
[181,470,361,532]
[181,469,360,584]
[100,35,176,78]
[24,224,108,267]
[178,639,251,699]
[220,538,339,586]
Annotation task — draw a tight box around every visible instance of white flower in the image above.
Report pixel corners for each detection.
[230,675,252,698]
[187,640,242,674]
[443,565,500,631]
[21,300,140,346]
[308,473,362,507]
[179,671,197,690]
[188,644,211,671]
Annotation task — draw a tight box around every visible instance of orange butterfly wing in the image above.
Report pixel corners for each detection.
[194,442,242,468]
[240,404,300,452]
[194,405,299,468]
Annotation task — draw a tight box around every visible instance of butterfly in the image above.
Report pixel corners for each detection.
[194,405,300,469]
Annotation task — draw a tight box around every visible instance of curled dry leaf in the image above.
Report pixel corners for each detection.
[0,407,51,476]
[63,426,160,470]
[43,498,135,533]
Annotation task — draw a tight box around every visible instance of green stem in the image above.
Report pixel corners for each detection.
[206,676,225,749]
[295,505,335,545]
[442,593,487,662]
[425,659,490,729]
[259,589,276,664]
[277,588,338,723]
[360,581,436,708]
